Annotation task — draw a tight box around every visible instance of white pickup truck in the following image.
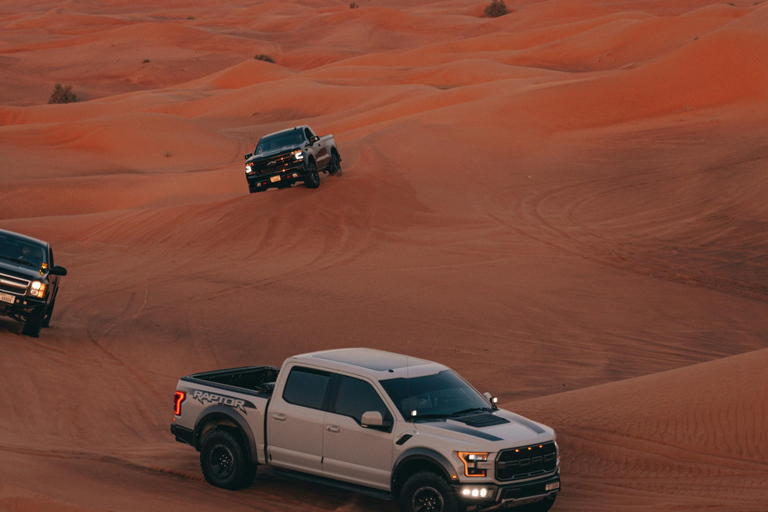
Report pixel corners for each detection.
[170,349,560,512]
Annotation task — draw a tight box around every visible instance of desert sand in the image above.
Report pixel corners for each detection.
[1,0,767,510]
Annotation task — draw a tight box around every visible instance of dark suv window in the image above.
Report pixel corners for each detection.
[283,367,330,410]
[333,376,390,425]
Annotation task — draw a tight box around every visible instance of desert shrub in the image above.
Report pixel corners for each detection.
[254,54,275,63]
[48,83,77,104]
[350,2,359,8]
[484,0,509,17]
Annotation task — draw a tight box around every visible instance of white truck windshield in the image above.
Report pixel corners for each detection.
[380,370,491,421]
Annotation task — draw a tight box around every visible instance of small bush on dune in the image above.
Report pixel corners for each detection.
[48,83,77,104]
[484,0,509,17]
[254,54,275,63]
[350,2,359,8]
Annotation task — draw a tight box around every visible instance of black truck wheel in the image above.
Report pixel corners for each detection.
[200,430,256,490]
[305,161,320,189]
[329,150,342,175]
[400,472,465,512]
[21,307,45,338]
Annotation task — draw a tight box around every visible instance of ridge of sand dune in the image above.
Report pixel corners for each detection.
[1,113,240,176]
[479,27,768,131]
[516,347,768,510]
[181,59,295,90]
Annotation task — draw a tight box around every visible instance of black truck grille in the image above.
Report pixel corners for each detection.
[251,153,293,174]
[496,441,557,481]
[0,272,29,294]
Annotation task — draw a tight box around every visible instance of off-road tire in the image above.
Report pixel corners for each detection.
[305,161,320,189]
[329,150,342,175]
[21,307,45,338]
[200,429,256,490]
[514,494,557,512]
[399,471,465,512]
[42,295,56,328]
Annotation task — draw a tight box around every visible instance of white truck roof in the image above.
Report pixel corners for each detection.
[288,348,448,380]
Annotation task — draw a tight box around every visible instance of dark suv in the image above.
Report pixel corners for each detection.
[0,229,67,337]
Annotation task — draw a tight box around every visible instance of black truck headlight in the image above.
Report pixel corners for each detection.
[29,281,46,298]
[245,164,254,174]
[291,150,304,161]
[458,452,489,477]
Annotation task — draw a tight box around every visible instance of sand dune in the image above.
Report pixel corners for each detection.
[1,0,767,511]
[515,348,768,511]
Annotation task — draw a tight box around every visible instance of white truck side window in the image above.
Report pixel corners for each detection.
[283,367,330,410]
[334,376,390,424]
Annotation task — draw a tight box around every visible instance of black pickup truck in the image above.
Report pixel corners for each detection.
[0,229,67,337]
[244,126,341,193]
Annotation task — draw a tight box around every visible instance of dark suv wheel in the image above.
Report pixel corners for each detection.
[21,307,45,337]
[42,294,57,328]
[200,429,256,490]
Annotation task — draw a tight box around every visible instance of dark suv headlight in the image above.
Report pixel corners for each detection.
[28,281,46,298]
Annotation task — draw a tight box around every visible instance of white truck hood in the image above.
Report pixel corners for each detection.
[411,409,555,451]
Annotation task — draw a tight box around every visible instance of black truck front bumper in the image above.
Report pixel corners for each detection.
[246,161,308,193]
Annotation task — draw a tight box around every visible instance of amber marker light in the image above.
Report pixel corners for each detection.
[174,391,186,416]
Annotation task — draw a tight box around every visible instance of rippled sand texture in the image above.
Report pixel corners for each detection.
[1,0,767,510]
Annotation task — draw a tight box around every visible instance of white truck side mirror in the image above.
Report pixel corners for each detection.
[361,411,384,428]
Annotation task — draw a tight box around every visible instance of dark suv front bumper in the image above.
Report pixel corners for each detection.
[0,294,45,321]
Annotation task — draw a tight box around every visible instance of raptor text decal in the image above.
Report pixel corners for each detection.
[192,391,253,414]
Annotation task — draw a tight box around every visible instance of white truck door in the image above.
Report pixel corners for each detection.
[266,366,330,475]
[322,375,394,490]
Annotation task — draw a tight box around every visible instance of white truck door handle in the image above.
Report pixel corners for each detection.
[272,413,286,421]
[326,425,340,433]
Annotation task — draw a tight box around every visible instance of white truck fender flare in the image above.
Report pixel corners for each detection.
[194,405,258,463]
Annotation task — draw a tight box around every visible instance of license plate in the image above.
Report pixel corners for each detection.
[0,292,15,304]
[270,175,281,183]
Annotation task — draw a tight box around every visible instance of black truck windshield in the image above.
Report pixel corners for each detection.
[256,130,305,153]
[380,370,491,421]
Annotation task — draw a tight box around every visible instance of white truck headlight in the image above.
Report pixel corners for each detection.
[458,452,489,477]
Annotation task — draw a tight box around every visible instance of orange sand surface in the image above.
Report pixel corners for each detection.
[1,0,767,510]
